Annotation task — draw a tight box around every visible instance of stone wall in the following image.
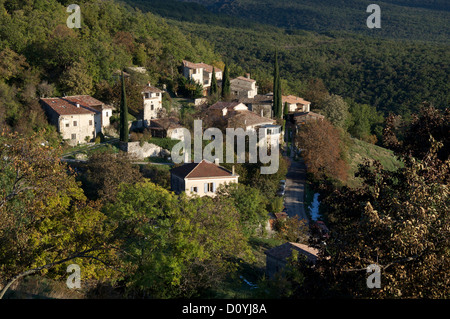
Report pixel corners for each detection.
[119,141,163,160]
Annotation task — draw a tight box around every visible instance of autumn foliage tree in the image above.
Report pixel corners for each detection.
[0,133,119,298]
[295,119,348,182]
[296,106,450,299]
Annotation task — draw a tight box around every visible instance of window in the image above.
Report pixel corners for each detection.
[156,93,160,97]
[106,112,109,117]
[191,186,198,193]
[65,123,69,127]
[151,105,154,111]
[205,182,215,193]
[73,121,77,127]
[89,120,93,126]
[71,134,76,140]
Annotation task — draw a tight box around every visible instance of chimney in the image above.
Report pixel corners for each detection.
[147,82,151,87]
[76,103,80,108]
[214,158,220,165]
[261,110,264,117]
[232,165,235,176]
[246,73,250,79]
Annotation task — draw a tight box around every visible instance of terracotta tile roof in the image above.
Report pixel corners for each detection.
[209,101,241,110]
[40,97,97,116]
[239,94,273,104]
[233,76,256,83]
[141,84,163,94]
[282,95,311,105]
[150,117,183,130]
[294,111,325,120]
[227,110,275,128]
[182,60,222,73]
[265,242,319,263]
[170,159,236,179]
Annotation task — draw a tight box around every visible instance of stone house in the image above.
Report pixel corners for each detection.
[141,83,163,125]
[182,60,223,96]
[170,159,238,197]
[265,242,319,278]
[209,101,249,117]
[239,93,274,118]
[149,117,185,140]
[230,74,258,99]
[282,95,311,113]
[40,95,113,145]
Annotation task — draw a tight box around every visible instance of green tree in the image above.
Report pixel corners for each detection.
[60,58,94,95]
[217,183,268,236]
[119,72,129,143]
[210,67,218,95]
[221,63,230,99]
[273,51,282,118]
[320,94,350,130]
[0,133,118,298]
[103,181,251,298]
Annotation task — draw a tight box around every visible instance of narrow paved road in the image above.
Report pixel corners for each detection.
[284,157,309,223]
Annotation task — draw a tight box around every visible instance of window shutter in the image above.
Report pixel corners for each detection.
[212,182,216,193]
[204,183,208,193]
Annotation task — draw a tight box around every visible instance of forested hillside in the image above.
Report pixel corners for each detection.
[127,0,449,118]
[177,0,450,42]
[0,0,220,136]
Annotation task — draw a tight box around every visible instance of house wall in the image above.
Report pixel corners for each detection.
[184,66,204,86]
[167,128,186,141]
[184,176,238,197]
[58,113,96,145]
[171,174,186,194]
[230,79,258,99]
[143,94,162,123]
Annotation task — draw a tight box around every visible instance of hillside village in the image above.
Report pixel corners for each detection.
[1,0,448,302]
[36,58,327,281]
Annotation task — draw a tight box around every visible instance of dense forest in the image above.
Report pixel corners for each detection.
[176,0,450,42]
[127,0,449,120]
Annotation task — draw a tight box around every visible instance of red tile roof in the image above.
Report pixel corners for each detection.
[233,76,256,83]
[40,95,112,115]
[170,159,236,179]
[182,60,222,73]
[282,95,311,105]
[209,101,242,110]
[227,110,275,128]
[40,97,96,116]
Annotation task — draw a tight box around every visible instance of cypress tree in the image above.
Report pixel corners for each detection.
[221,63,230,99]
[273,51,282,118]
[119,72,129,143]
[211,67,218,95]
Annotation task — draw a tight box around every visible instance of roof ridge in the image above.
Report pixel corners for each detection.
[184,160,204,179]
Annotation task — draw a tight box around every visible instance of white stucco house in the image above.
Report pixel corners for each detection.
[170,159,238,197]
[230,74,258,99]
[282,95,311,113]
[182,60,223,96]
[40,95,113,145]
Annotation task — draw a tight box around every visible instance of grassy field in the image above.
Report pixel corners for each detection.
[345,137,403,187]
